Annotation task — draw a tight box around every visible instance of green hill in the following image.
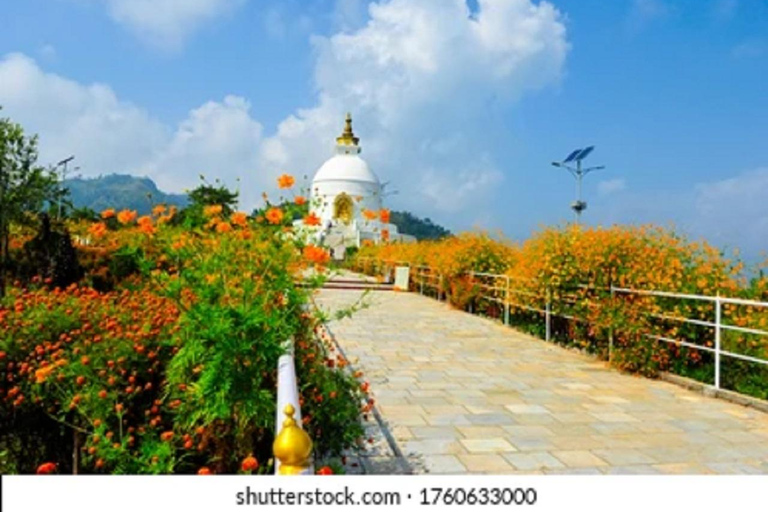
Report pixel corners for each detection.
[390,210,451,240]
[64,174,188,215]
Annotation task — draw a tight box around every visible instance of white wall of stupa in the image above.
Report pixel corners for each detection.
[294,113,415,248]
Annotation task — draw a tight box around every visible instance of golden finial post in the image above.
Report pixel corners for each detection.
[273,404,313,475]
[336,112,359,146]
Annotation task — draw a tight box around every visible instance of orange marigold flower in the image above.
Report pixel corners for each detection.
[277,174,295,189]
[88,222,108,238]
[36,462,57,475]
[101,208,115,219]
[215,221,232,233]
[203,204,223,218]
[241,455,259,472]
[137,216,155,235]
[294,195,307,206]
[303,245,331,266]
[230,211,248,227]
[303,213,321,226]
[362,209,377,221]
[379,208,391,224]
[117,209,137,225]
[265,207,284,225]
[35,365,55,384]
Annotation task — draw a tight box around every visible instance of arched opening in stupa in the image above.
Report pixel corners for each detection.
[333,193,354,225]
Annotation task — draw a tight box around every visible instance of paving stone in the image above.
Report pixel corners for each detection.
[603,465,661,475]
[316,277,768,475]
[505,437,556,452]
[460,438,517,453]
[591,449,657,465]
[403,439,466,456]
[410,426,463,439]
[422,455,467,474]
[505,404,551,415]
[552,450,609,468]
[503,452,565,471]
[458,454,516,473]
[502,425,555,438]
[457,426,508,438]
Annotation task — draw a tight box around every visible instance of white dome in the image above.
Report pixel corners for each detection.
[313,154,380,184]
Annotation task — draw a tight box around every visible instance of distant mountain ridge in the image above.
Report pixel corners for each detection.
[64,174,188,215]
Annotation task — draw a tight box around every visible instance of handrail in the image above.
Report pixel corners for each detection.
[273,338,314,475]
[358,258,768,393]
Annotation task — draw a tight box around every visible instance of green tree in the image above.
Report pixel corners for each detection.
[390,210,451,240]
[0,111,63,297]
[188,177,238,214]
[177,177,239,227]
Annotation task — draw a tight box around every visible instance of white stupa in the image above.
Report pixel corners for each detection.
[295,113,415,253]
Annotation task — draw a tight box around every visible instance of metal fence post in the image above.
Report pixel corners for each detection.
[545,288,552,343]
[503,276,510,326]
[715,296,722,390]
[608,286,615,363]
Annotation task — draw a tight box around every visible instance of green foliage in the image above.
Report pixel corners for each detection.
[390,211,450,240]
[1,219,367,474]
[0,110,65,297]
[18,214,83,288]
[176,179,240,228]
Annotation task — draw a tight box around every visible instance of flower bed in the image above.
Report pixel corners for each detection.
[1,179,369,474]
[353,225,768,399]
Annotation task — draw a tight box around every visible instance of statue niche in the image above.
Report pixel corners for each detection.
[333,193,354,225]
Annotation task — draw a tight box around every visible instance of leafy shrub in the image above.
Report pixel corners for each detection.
[1,178,368,474]
[354,225,768,398]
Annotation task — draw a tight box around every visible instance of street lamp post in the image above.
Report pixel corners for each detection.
[54,156,74,219]
[552,146,605,224]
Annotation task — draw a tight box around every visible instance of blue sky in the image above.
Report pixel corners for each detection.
[1,0,766,258]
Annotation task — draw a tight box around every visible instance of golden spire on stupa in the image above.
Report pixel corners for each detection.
[336,112,360,146]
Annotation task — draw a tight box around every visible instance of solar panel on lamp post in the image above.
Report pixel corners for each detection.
[551,146,605,225]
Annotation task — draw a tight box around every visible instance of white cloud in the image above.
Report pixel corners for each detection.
[259,0,568,222]
[138,96,263,204]
[692,168,768,255]
[594,168,768,260]
[262,4,315,40]
[597,178,626,196]
[0,53,168,175]
[333,0,369,31]
[0,53,264,206]
[95,0,245,50]
[1,0,569,224]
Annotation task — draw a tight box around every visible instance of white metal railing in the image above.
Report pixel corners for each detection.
[612,287,768,389]
[274,338,314,475]
[355,258,768,393]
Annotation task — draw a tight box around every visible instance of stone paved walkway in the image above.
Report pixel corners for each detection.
[317,273,768,474]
